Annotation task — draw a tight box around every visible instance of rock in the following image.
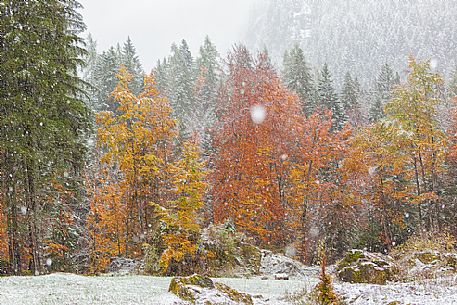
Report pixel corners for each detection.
[240,243,262,275]
[200,223,262,278]
[169,274,253,304]
[336,249,399,284]
[169,274,215,302]
[396,251,457,281]
[215,282,253,304]
[107,257,143,275]
[413,251,441,264]
[443,253,457,268]
[260,250,316,279]
[274,273,289,280]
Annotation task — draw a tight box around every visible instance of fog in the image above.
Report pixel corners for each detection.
[79,0,257,72]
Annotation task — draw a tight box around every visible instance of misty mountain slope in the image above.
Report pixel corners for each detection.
[246,0,457,86]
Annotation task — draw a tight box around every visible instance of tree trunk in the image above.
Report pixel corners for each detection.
[4,155,21,275]
[26,161,41,275]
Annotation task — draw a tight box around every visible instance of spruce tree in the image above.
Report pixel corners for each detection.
[282,45,315,115]
[369,63,399,122]
[0,0,91,275]
[154,58,170,98]
[121,36,144,95]
[168,40,196,134]
[341,72,362,125]
[193,36,220,150]
[449,65,457,98]
[84,37,143,113]
[317,64,344,129]
[91,47,122,112]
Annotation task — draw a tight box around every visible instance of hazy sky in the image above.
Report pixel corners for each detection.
[79,0,256,72]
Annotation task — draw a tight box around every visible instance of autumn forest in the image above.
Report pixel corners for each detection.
[1,1,457,279]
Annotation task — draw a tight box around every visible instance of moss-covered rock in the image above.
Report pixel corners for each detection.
[169,274,254,304]
[214,282,253,305]
[201,223,262,277]
[169,274,215,302]
[443,253,457,268]
[413,251,441,265]
[395,251,457,281]
[336,250,399,284]
[239,243,262,275]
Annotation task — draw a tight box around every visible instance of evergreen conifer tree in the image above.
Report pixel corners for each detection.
[121,36,144,94]
[341,72,362,125]
[193,36,220,149]
[154,58,170,98]
[369,63,399,122]
[92,47,122,112]
[282,45,315,115]
[449,65,457,98]
[168,40,196,134]
[317,64,344,129]
[0,0,91,275]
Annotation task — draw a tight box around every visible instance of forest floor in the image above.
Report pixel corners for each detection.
[0,272,456,304]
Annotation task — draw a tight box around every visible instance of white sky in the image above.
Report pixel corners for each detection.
[79,0,256,73]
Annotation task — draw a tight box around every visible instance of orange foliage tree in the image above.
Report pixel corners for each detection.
[288,111,353,263]
[211,47,303,248]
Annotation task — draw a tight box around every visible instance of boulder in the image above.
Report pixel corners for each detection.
[169,274,215,302]
[169,274,254,305]
[336,250,399,284]
[260,250,316,279]
[274,273,289,280]
[240,243,262,275]
[107,257,143,275]
[200,223,262,278]
[214,282,254,305]
[396,250,457,281]
[443,253,457,268]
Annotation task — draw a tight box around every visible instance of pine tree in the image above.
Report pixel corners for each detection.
[82,34,98,80]
[121,36,144,95]
[317,64,344,129]
[168,40,196,134]
[449,65,457,98]
[84,37,143,113]
[91,47,122,112]
[369,63,399,122]
[282,44,315,115]
[193,36,220,151]
[154,58,170,98]
[341,72,362,125]
[0,0,91,275]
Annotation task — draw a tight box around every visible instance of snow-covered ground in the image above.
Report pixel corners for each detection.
[336,276,457,305]
[0,273,456,304]
[0,273,316,305]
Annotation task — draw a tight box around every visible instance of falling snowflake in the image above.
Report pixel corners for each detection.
[250,105,266,124]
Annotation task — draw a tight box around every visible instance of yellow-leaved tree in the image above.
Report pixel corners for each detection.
[159,139,207,275]
[343,57,447,251]
[88,66,177,272]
